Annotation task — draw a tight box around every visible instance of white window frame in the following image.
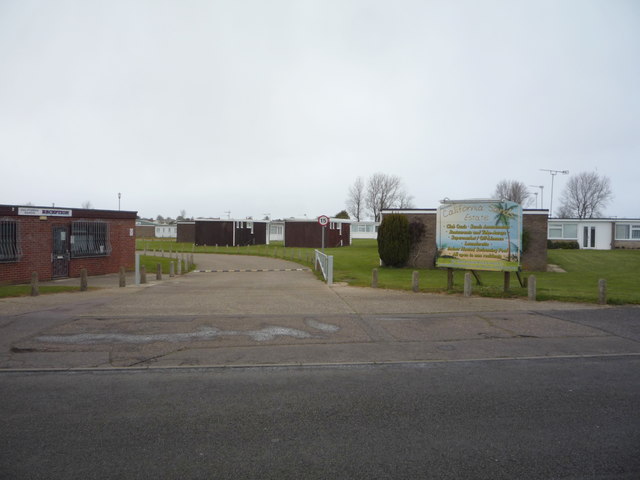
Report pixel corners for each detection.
[615,223,640,240]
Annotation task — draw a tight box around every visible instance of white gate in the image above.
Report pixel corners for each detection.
[314,249,333,285]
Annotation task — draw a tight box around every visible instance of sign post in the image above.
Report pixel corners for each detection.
[317,215,330,253]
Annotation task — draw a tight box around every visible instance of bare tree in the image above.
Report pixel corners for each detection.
[346,176,365,221]
[397,190,415,209]
[365,173,412,221]
[493,180,530,206]
[558,171,613,218]
[81,200,93,209]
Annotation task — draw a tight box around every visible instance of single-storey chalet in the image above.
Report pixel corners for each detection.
[0,204,137,284]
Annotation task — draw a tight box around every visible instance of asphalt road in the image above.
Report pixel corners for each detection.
[2,355,639,480]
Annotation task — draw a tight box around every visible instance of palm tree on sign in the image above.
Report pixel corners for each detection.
[490,202,519,261]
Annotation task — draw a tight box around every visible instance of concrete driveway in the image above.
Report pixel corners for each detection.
[1,254,638,369]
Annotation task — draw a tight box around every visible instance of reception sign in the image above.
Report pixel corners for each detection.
[436,200,522,272]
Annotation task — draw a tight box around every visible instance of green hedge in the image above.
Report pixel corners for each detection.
[377,214,410,267]
[547,240,580,249]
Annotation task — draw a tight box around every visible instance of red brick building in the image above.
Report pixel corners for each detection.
[284,219,351,248]
[0,204,137,285]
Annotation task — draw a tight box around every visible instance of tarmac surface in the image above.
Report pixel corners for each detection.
[1,253,639,370]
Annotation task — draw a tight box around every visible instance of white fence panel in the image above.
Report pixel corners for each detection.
[314,249,333,285]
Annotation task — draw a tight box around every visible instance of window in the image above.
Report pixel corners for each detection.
[548,226,562,239]
[0,220,20,262]
[548,223,578,239]
[71,221,111,257]
[615,224,640,240]
[616,224,629,239]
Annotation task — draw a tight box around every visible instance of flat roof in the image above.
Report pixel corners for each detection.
[0,204,137,219]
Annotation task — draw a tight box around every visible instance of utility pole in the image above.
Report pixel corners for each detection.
[539,170,568,217]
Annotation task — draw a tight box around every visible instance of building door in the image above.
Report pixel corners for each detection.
[52,225,70,278]
[582,225,596,249]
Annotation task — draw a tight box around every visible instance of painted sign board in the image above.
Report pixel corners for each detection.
[436,200,522,272]
[18,207,72,217]
[317,215,330,227]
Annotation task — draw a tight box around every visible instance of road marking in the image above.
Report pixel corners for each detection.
[192,268,310,273]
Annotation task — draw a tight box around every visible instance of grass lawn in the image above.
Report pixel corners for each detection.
[0,285,86,299]
[139,254,195,275]
[137,239,640,304]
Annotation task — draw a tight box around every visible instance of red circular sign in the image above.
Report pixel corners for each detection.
[317,215,330,227]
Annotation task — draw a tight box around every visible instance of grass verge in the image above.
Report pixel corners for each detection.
[137,239,640,304]
[0,285,86,298]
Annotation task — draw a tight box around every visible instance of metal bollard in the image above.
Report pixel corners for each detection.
[169,262,175,277]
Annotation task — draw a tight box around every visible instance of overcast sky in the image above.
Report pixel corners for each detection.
[1,0,638,220]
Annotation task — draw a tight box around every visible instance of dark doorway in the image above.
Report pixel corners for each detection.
[52,225,70,278]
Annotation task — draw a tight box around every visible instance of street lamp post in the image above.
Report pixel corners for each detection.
[118,192,121,211]
[529,185,544,209]
[540,170,569,217]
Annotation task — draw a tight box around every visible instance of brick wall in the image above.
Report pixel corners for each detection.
[613,240,640,249]
[0,210,136,285]
[405,213,437,269]
[521,212,548,271]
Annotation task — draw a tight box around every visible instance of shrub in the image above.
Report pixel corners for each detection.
[547,240,580,249]
[377,214,410,267]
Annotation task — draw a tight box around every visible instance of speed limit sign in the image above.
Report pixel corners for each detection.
[317,215,330,227]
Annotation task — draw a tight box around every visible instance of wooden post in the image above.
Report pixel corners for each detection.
[177,258,182,275]
[464,272,472,297]
[119,266,126,287]
[447,268,454,290]
[80,268,88,292]
[372,268,378,288]
[528,275,536,301]
[30,272,39,297]
[156,263,162,280]
[598,279,607,305]
[503,271,511,293]
[412,271,419,293]
[140,265,147,284]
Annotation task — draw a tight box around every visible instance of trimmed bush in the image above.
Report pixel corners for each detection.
[377,214,410,267]
[547,240,580,249]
